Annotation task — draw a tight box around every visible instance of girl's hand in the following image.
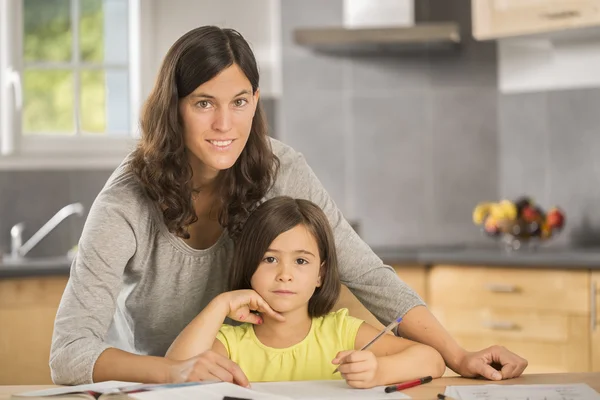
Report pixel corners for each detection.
[332,350,379,389]
[221,290,285,324]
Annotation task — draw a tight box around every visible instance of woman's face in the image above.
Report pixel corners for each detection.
[179,64,260,181]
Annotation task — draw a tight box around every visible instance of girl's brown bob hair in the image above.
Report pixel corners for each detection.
[229,196,341,318]
[130,26,279,239]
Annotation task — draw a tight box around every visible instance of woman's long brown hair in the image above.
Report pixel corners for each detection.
[129,26,279,239]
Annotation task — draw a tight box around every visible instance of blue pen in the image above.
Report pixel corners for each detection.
[333,316,403,374]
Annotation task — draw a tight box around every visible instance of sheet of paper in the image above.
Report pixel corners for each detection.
[128,382,291,400]
[251,380,411,399]
[13,381,140,397]
[444,383,600,400]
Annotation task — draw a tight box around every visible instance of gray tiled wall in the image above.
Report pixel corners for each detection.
[280,0,499,246]
[499,88,600,247]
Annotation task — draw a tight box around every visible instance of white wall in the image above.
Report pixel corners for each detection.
[498,28,600,94]
[140,0,281,100]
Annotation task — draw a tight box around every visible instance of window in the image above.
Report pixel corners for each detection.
[0,0,141,167]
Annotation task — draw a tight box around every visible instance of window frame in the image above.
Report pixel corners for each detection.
[0,0,142,169]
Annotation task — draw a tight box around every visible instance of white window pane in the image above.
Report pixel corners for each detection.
[80,0,104,63]
[106,69,129,135]
[23,69,75,135]
[24,0,72,63]
[80,0,128,64]
[80,69,106,133]
[104,0,129,65]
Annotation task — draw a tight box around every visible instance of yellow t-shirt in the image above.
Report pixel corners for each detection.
[215,308,364,382]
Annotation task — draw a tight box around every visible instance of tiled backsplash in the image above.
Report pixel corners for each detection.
[279,0,499,246]
[499,88,600,247]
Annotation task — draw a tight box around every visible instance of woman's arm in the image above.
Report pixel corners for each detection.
[50,202,137,385]
[275,141,527,380]
[166,293,230,360]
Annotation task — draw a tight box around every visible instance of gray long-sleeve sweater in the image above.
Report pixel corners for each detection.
[49,138,425,385]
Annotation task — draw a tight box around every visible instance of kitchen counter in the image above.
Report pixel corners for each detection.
[2,245,600,279]
[374,244,600,268]
[0,256,72,278]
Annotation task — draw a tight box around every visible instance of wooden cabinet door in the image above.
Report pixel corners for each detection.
[592,271,600,372]
[472,0,600,40]
[0,276,69,384]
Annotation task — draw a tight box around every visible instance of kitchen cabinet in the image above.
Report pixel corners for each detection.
[592,271,600,371]
[0,276,69,384]
[472,0,600,40]
[428,265,594,374]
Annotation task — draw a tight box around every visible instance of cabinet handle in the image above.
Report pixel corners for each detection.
[592,280,597,333]
[485,283,519,293]
[482,320,520,331]
[540,10,581,20]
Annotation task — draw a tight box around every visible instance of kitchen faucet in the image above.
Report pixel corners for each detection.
[7,202,85,260]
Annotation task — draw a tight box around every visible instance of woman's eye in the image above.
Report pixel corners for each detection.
[234,98,248,107]
[196,100,211,109]
[296,258,309,265]
[264,256,276,263]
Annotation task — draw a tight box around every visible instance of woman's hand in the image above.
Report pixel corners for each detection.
[168,350,250,387]
[220,290,285,324]
[332,350,379,389]
[454,345,528,380]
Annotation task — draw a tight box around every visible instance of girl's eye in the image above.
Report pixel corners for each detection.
[296,258,309,265]
[263,256,276,263]
[234,98,248,107]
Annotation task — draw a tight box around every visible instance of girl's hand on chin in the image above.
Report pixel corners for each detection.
[221,290,285,324]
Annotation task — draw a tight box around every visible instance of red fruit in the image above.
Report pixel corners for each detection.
[547,207,565,229]
[521,206,539,223]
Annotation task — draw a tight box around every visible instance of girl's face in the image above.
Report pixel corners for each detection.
[179,63,260,182]
[250,224,323,316]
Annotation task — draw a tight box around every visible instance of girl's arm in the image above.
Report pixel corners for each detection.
[166,293,231,360]
[166,290,284,360]
[333,322,446,388]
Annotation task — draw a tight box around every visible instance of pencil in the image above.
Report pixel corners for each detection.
[332,316,403,374]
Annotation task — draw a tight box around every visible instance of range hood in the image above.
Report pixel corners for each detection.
[293,0,461,54]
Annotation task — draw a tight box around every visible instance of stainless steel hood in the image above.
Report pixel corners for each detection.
[293,0,461,55]
[293,22,461,54]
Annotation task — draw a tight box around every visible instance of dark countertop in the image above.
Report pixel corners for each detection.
[0,256,72,278]
[374,245,600,268]
[2,245,600,279]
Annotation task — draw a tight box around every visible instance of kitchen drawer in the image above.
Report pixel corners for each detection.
[429,265,589,314]
[452,319,590,373]
[431,307,584,343]
[0,276,68,308]
[473,0,600,40]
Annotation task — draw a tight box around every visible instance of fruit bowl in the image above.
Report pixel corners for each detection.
[472,197,565,251]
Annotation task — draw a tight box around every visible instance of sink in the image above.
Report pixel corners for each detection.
[0,255,73,268]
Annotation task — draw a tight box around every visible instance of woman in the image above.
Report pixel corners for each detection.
[50,26,527,387]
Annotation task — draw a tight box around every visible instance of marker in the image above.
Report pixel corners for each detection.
[384,376,432,393]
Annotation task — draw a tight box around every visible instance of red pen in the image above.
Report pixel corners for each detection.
[384,376,433,393]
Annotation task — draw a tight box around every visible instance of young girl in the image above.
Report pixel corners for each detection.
[166,196,445,388]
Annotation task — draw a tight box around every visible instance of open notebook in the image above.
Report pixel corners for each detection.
[13,380,411,400]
